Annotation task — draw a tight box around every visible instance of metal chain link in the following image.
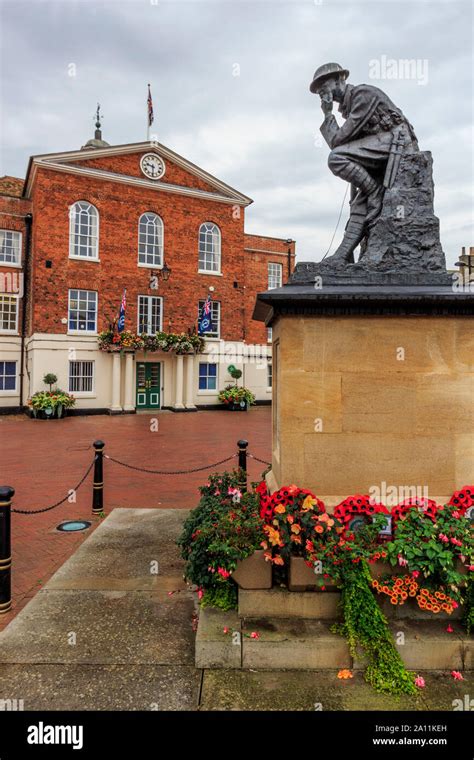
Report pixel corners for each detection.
[247,453,272,466]
[104,452,238,475]
[12,458,96,515]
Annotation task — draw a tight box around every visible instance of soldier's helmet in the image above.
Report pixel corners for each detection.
[309,63,350,93]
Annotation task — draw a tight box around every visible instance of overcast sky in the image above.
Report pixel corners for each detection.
[1,0,472,266]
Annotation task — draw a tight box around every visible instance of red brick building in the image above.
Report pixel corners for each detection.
[0,126,295,413]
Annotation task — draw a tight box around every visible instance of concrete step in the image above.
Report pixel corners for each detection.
[238,588,463,620]
[196,607,474,671]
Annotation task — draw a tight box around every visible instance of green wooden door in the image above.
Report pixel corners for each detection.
[136,362,161,409]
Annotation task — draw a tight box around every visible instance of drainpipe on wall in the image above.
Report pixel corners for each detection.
[19,212,32,409]
[286,238,293,279]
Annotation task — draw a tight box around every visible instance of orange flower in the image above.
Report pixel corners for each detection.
[301,495,316,511]
[390,597,398,605]
[291,524,301,534]
[274,504,286,514]
[273,556,284,566]
[337,669,353,679]
[266,527,281,547]
[315,525,324,534]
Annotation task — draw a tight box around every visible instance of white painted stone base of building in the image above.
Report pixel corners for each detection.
[0,334,272,413]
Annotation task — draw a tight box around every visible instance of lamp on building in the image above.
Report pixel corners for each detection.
[149,261,172,290]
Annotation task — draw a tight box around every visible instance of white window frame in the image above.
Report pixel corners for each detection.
[267,359,273,390]
[69,201,99,261]
[0,230,22,267]
[198,222,221,275]
[137,295,163,335]
[68,360,95,395]
[0,360,17,395]
[0,295,19,334]
[268,262,283,290]
[68,289,98,334]
[138,212,164,269]
[198,361,218,394]
[198,299,220,339]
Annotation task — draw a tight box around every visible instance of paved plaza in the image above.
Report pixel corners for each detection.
[0,407,271,629]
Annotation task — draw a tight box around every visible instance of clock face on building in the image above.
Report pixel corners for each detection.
[140,153,165,180]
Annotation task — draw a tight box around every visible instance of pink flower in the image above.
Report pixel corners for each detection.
[451,601,459,609]
[415,676,425,688]
[438,533,449,543]
[451,670,464,681]
[250,631,260,639]
[167,591,174,596]
[217,567,231,579]
[452,511,461,519]
[197,589,204,600]
[411,570,420,578]
[398,555,408,567]
[446,625,454,633]
[468,566,474,572]
[223,627,230,634]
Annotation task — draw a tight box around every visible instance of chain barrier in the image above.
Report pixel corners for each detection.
[247,453,272,466]
[11,458,96,515]
[103,452,238,475]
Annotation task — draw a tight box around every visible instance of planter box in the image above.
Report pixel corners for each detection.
[225,401,248,412]
[31,408,68,420]
[289,556,320,592]
[232,550,271,589]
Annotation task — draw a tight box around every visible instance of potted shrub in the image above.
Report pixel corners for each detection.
[28,374,76,419]
[218,384,256,411]
[177,471,266,609]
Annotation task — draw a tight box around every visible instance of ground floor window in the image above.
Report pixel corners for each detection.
[199,362,217,390]
[0,360,16,391]
[69,360,94,393]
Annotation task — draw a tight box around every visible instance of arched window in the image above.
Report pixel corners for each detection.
[198,222,221,273]
[138,212,163,267]
[69,201,99,259]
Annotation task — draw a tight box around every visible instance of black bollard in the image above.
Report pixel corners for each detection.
[0,486,13,614]
[92,440,105,515]
[237,439,248,494]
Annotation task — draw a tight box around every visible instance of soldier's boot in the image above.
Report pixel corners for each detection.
[322,215,366,269]
[345,164,384,225]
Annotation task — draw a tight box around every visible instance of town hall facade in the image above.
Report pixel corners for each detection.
[0,126,295,414]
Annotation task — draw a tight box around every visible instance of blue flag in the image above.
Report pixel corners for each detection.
[117,289,127,333]
[198,295,212,335]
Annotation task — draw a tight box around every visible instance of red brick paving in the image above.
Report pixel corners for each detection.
[0,407,271,629]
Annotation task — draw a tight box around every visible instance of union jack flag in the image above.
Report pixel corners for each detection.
[147,84,154,128]
[198,295,212,335]
[117,289,127,333]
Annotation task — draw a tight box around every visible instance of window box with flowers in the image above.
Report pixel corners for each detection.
[98,330,205,355]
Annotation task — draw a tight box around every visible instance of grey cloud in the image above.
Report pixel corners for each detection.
[1,0,472,266]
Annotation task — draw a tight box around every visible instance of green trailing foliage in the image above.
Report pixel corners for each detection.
[464,577,474,634]
[200,584,238,612]
[335,560,416,695]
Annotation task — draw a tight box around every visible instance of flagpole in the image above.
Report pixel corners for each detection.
[147,83,150,142]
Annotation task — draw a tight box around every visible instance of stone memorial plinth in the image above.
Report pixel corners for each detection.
[254,284,474,506]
